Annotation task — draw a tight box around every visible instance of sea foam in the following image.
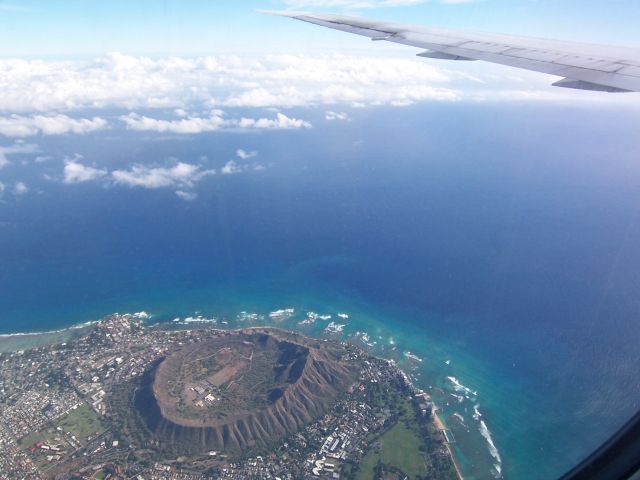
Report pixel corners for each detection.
[324,321,345,334]
[404,351,423,362]
[479,419,503,478]
[0,320,97,339]
[268,308,295,322]
[453,412,467,427]
[447,376,478,397]
[237,311,264,322]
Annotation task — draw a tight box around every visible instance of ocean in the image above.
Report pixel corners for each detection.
[1,102,640,479]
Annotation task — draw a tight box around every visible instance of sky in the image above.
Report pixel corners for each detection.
[0,0,639,204]
[1,5,640,477]
[0,0,639,57]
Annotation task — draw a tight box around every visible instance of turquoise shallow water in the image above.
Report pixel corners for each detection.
[0,270,616,479]
[0,278,505,478]
[2,104,640,479]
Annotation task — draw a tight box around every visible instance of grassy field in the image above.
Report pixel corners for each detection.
[17,403,106,472]
[356,395,427,480]
[19,402,104,449]
[356,421,427,480]
[356,448,379,480]
[57,403,105,442]
[382,422,427,477]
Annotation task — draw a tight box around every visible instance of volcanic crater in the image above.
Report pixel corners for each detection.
[135,329,356,454]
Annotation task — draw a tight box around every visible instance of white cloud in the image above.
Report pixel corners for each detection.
[13,181,28,195]
[175,190,198,201]
[63,159,107,184]
[217,55,460,107]
[111,162,214,189]
[237,113,312,130]
[120,112,227,134]
[236,149,258,160]
[0,52,632,114]
[221,160,242,175]
[325,111,350,121]
[54,154,265,199]
[0,53,465,114]
[221,159,268,175]
[0,114,107,137]
[0,142,39,168]
[121,111,311,133]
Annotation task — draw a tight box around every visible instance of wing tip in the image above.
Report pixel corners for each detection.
[552,78,633,93]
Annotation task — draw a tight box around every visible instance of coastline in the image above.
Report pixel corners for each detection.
[433,409,465,480]
[0,315,466,479]
[165,323,466,479]
[0,321,97,353]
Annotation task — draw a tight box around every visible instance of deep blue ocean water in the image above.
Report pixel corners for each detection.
[1,103,640,479]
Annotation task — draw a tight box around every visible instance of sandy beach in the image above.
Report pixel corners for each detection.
[434,408,465,480]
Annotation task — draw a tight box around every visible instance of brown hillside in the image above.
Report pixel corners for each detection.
[135,329,356,454]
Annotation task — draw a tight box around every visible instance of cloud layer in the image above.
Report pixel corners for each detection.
[1,50,636,124]
[0,142,39,168]
[121,111,311,134]
[0,110,310,138]
[1,52,624,123]
[77,149,265,194]
[0,114,107,137]
[0,53,463,115]
[112,162,214,189]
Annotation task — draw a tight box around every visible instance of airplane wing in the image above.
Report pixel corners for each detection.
[262,10,640,93]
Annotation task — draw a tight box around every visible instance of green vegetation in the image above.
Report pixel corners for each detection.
[19,403,105,451]
[18,430,47,448]
[353,386,427,480]
[380,422,426,477]
[356,420,427,480]
[57,403,105,442]
[356,448,379,480]
[348,381,457,480]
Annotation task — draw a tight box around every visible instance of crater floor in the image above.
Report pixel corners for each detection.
[137,329,357,453]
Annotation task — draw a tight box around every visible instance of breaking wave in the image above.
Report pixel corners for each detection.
[172,315,217,325]
[472,404,502,478]
[237,311,264,322]
[299,311,331,326]
[324,321,345,334]
[0,320,97,339]
[453,412,467,427]
[268,308,295,322]
[447,376,478,397]
[473,403,482,421]
[479,419,503,478]
[404,351,423,362]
